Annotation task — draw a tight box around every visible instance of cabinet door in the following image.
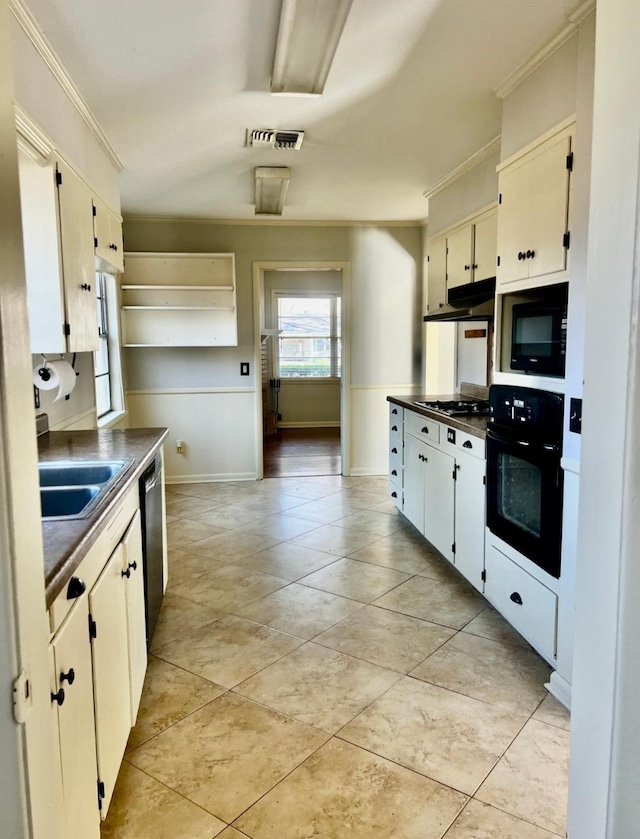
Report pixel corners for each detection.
[89,543,131,817]
[473,211,498,283]
[56,160,99,352]
[453,453,486,592]
[496,158,531,284]
[93,198,124,274]
[426,237,448,314]
[122,510,147,722]
[446,225,474,289]
[108,212,124,273]
[51,603,100,839]
[527,133,571,280]
[403,434,426,533]
[423,445,455,561]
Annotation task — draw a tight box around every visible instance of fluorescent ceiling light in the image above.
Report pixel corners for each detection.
[271,0,353,96]
[255,167,291,215]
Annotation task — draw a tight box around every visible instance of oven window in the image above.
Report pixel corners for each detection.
[497,453,542,537]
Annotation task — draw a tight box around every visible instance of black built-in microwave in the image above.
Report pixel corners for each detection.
[511,292,568,377]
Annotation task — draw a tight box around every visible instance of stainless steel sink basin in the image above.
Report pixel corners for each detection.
[38,459,132,520]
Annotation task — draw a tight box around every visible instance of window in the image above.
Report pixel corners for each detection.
[94,273,125,423]
[275,294,341,378]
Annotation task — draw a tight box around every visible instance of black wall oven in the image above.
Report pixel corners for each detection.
[486,385,564,578]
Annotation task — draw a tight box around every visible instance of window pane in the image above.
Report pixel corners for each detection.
[276,295,341,379]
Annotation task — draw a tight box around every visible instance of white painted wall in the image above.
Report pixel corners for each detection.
[123,221,422,478]
[456,321,488,389]
[427,151,500,237]
[264,269,341,426]
[32,352,97,430]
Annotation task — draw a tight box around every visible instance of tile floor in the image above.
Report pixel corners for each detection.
[102,475,570,839]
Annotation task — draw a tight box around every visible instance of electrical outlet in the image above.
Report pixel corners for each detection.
[176,439,185,454]
[240,362,250,376]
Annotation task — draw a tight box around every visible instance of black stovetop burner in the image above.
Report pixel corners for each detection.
[413,399,491,417]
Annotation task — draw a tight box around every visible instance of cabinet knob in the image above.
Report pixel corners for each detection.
[80,283,92,292]
[391,425,398,432]
[392,447,398,454]
[391,491,397,498]
[121,567,131,578]
[439,302,444,308]
[392,408,398,415]
[517,251,525,261]
[60,668,75,685]
[464,264,470,271]
[391,469,397,476]
[421,426,429,434]
[510,591,523,605]
[51,688,65,706]
[472,264,478,270]
[66,576,86,600]
[526,249,535,259]
[127,561,138,573]
[462,440,473,449]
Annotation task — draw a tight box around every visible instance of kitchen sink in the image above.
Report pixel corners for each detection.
[38,459,132,520]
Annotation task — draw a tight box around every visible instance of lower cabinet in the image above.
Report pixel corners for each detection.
[49,498,148,836]
[453,451,486,592]
[403,433,426,532]
[423,445,455,562]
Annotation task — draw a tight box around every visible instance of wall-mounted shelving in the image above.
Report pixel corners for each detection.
[120,253,237,347]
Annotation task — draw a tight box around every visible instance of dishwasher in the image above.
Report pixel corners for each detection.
[139,453,165,648]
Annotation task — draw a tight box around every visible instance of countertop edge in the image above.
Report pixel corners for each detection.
[42,428,168,608]
[387,395,489,440]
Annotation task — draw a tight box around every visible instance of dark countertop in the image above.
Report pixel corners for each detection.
[387,394,490,439]
[39,427,168,608]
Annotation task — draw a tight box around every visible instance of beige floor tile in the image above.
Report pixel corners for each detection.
[340,489,389,509]
[187,530,282,562]
[292,524,381,556]
[235,738,467,839]
[443,800,557,838]
[374,575,485,629]
[189,505,266,529]
[261,480,342,501]
[367,498,406,516]
[150,593,223,651]
[532,694,571,731]
[171,483,250,504]
[155,614,304,688]
[127,656,226,751]
[231,542,339,581]
[166,549,226,590]
[127,692,328,823]
[233,583,364,639]
[281,498,353,525]
[314,605,455,673]
[410,632,550,715]
[218,830,250,839]
[101,762,226,839]
[340,677,527,795]
[167,518,228,549]
[391,523,430,544]
[461,606,533,650]
[171,564,288,611]
[475,719,570,835]
[348,536,443,574]
[239,513,322,541]
[235,642,402,734]
[299,557,410,602]
[334,509,408,536]
[229,494,308,515]
[165,496,218,519]
[417,556,469,585]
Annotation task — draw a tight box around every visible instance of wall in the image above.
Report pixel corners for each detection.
[123,221,422,479]
[427,151,500,237]
[456,322,488,389]
[264,269,341,427]
[31,352,97,430]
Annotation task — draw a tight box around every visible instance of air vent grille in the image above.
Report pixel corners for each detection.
[248,129,305,150]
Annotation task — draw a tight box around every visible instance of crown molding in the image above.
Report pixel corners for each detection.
[123,215,423,228]
[10,0,123,172]
[15,103,53,161]
[494,0,596,100]
[422,136,501,202]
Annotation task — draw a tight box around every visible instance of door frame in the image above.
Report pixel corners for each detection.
[252,261,351,479]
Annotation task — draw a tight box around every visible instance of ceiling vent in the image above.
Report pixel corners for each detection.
[248,129,305,150]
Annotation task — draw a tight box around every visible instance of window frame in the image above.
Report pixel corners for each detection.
[271,290,342,382]
[93,272,126,427]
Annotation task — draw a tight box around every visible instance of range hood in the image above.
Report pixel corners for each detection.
[424,277,496,322]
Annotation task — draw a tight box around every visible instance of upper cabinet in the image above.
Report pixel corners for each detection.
[496,123,574,288]
[93,197,124,274]
[426,236,451,315]
[18,147,123,354]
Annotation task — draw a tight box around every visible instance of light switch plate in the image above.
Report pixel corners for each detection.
[240,362,250,376]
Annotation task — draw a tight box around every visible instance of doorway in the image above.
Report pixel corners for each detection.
[252,262,350,480]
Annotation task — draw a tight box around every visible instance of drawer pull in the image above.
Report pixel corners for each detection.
[391,491,397,498]
[510,592,523,605]
[51,688,65,706]
[392,447,398,454]
[66,576,86,600]
[392,408,398,415]
[421,426,429,434]
[60,668,75,686]
[391,469,397,476]
[462,440,473,449]
[391,425,398,432]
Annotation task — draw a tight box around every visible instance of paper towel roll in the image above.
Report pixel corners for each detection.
[32,360,77,401]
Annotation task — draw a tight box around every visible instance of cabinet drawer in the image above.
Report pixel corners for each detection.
[389,439,402,460]
[389,404,403,422]
[484,543,557,660]
[389,459,403,485]
[49,485,139,635]
[389,418,403,446]
[389,477,403,511]
[406,411,441,444]
[455,432,485,460]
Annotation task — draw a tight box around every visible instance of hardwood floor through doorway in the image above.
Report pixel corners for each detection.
[264,428,341,478]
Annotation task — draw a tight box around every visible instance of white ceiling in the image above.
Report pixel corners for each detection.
[24,0,577,221]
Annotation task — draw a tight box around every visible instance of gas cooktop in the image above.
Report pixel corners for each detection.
[413,399,491,417]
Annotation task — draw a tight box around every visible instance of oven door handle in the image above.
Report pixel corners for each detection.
[487,428,560,453]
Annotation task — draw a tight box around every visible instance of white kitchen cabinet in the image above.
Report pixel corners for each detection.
[50,601,100,839]
[497,123,573,288]
[473,211,498,282]
[446,225,474,290]
[453,450,486,591]
[93,197,124,274]
[121,510,146,722]
[423,444,455,561]
[425,236,450,315]
[121,252,238,347]
[388,405,404,511]
[403,433,426,532]
[89,542,132,816]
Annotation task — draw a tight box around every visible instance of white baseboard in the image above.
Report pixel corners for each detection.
[546,671,572,710]
[277,421,341,428]
[349,468,387,477]
[165,472,258,485]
